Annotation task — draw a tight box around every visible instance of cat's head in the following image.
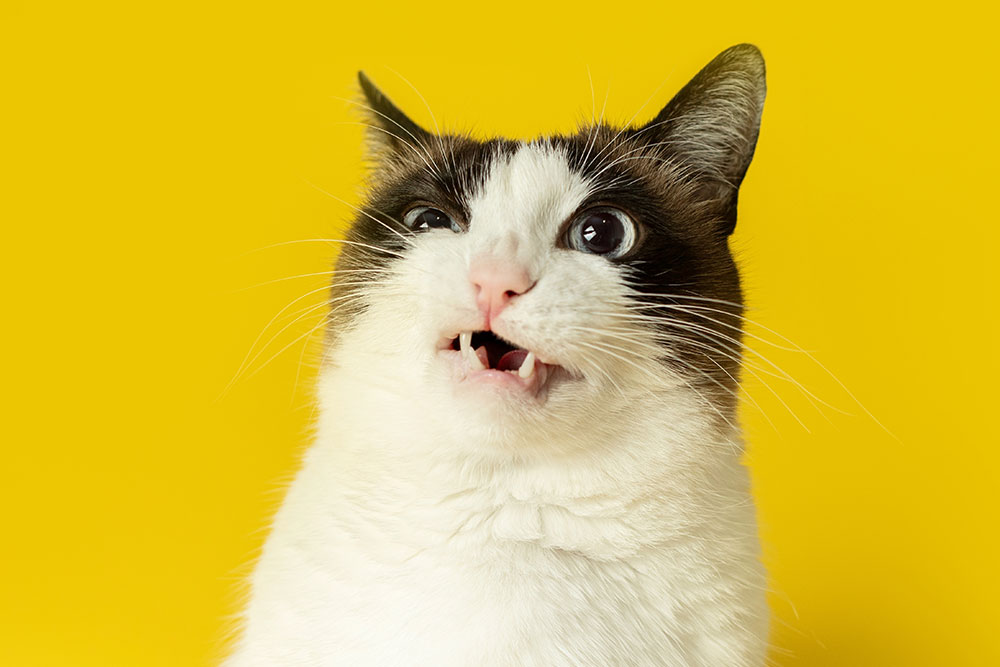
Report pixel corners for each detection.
[326,45,765,450]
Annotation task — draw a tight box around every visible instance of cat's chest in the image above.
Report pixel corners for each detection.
[421,488,660,557]
[284,496,691,665]
[242,444,760,666]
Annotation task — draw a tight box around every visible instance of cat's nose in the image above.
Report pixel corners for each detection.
[469,258,534,327]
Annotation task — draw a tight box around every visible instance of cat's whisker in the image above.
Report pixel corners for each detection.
[632,292,745,310]
[220,283,339,398]
[653,300,889,430]
[243,237,408,259]
[234,295,345,388]
[303,180,414,247]
[571,339,667,387]
[383,67,454,174]
[659,328,808,432]
[584,119,671,180]
[582,356,629,400]
[230,303,330,397]
[588,138,718,183]
[573,337,739,432]
[579,77,612,174]
[590,306,821,430]
[235,270,338,292]
[331,118,442,178]
[699,352,779,433]
[604,306,826,411]
[582,71,675,175]
[585,65,596,128]
[245,313,336,383]
[593,154,690,181]
[616,302,844,417]
[572,344,663,404]
[223,278,413,396]
[568,320,777,426]
[565,325,752,409]
[332,93,444,174]
[243,285,416,386]
[565,323,752,408]
[608,329,767,424]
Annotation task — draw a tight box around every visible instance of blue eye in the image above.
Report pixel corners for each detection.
[567,207,638,258]
[403,206,462,233]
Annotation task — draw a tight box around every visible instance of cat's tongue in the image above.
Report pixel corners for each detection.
[472,346,527,372]
[496,349,528,372]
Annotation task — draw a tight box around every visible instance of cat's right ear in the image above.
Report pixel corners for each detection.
[637,44,766,235]
[357,72,432,163]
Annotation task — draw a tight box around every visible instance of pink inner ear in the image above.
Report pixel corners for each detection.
[496,349,528,372]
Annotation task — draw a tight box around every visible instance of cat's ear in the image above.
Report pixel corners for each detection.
[639,44,766,234]
[357,72,433,162]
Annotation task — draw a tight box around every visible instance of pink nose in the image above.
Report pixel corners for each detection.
[469,258,534,327]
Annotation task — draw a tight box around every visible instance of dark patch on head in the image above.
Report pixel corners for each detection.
[327,75,518,342]
[332,46,766,413]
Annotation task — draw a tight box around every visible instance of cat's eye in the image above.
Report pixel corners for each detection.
[566,207,638,259]
[403,206,462,233]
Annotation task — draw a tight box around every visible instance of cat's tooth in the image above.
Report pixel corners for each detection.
[459,332,486,371]
[467,349,486,371]
[519,351,536,379]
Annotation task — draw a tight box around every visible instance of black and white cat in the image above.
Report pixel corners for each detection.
[228,44,769,666]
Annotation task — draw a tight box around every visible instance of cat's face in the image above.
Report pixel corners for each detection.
[327,45,765,449]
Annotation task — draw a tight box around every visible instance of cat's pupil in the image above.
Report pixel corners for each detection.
[579,212,624,254]
[416,208,451,230]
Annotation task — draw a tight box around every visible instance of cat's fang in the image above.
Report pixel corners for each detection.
[459,331,486,371]
[518,351,536,379]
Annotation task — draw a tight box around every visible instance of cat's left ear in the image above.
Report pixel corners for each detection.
[357,72,432,163]
[639,44,766,235]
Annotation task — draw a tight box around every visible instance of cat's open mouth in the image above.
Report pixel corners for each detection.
[450,331,535,377]
[441,330,555,396]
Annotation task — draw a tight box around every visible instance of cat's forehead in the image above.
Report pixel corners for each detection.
[414,130,684,231]
[465,143,592,242]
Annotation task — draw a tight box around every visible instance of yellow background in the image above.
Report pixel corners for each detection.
[3,1,997,665]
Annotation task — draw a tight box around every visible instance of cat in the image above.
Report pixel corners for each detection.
[227,43,769,666]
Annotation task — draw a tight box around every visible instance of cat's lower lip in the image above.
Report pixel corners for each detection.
[437,348,554,397]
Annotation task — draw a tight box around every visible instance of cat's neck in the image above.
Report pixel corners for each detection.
[311,356,743,515]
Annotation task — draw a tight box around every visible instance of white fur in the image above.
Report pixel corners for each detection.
[227,144,768,666]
